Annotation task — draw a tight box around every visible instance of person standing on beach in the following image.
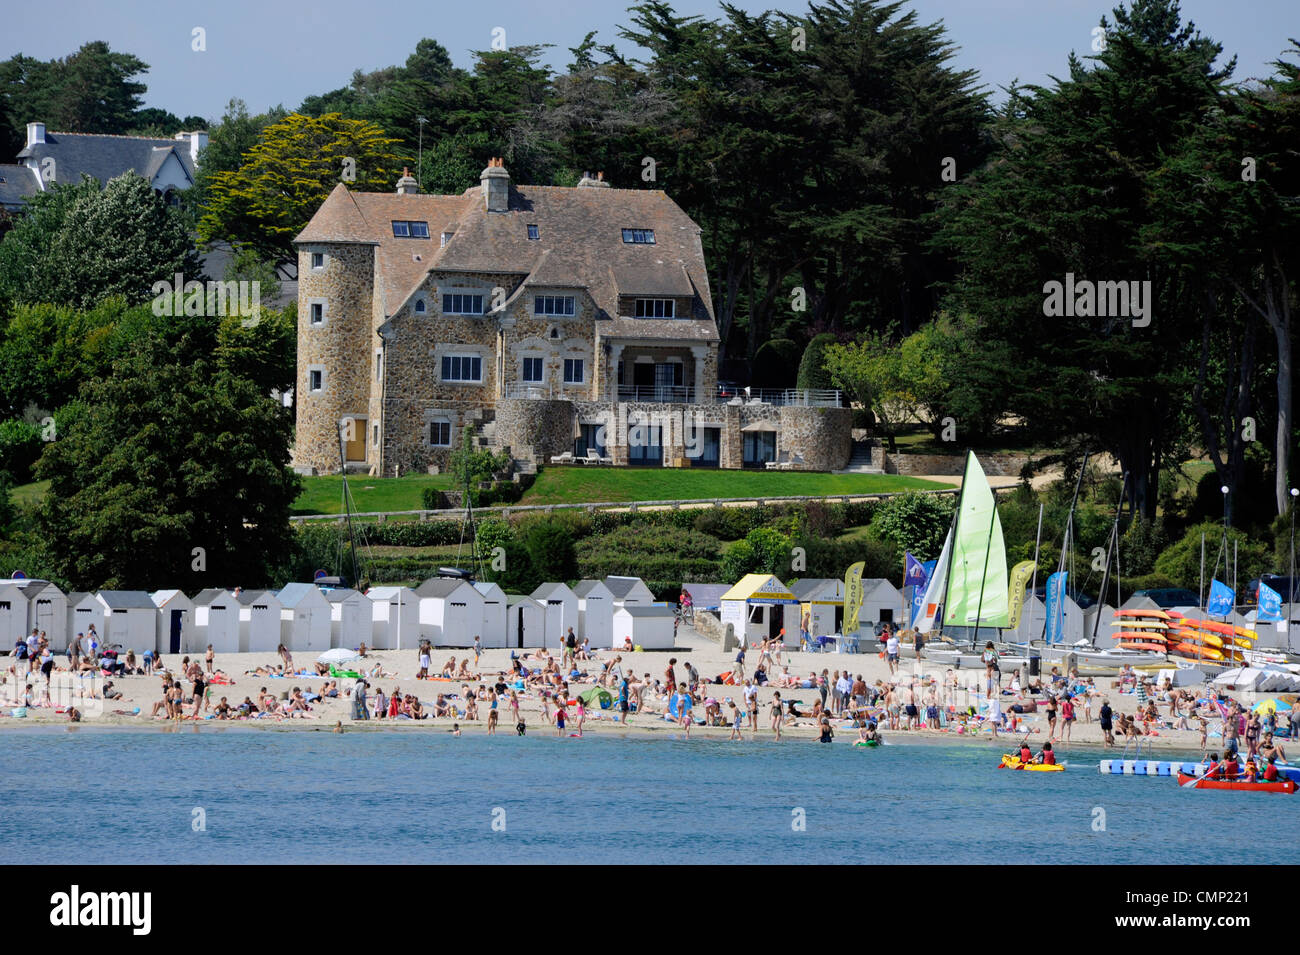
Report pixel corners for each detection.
[69,632,82,674]
[473,635,482,668]
[205,644,214,674]
[729,700,743,740]
[1044,693,1058,741]
[676,683,692,737]
[733,643,746,681]
[278,644,293,674]
[1059,694,1074,743]
[818,669,829,711]
[555,698,567,736]
[770,692,783,741]
[665,658,677,696]
[830,670,842,715]
[1099,699,1114,746]
[885,631,900,676]
[618,677,631,724]
[744,679,759,735]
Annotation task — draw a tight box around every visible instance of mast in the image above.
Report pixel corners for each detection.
[940,451,971,642]
[1090,472,1128,646]
[1025,501,1044,646]
[1042,452,1088,643]
[970,494,997,651]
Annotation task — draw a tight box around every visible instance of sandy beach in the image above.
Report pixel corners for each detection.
[4,622,1277,759]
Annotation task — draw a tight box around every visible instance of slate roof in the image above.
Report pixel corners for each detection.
[789,578,844,601]
[278,582,327,608]
[293,170,718,342]
[605,576,650,599]
[97,590,157,610]
[193,588,234,606]
[415,578,475,599]
[0,164,38,209]
[16,132,196,188]
[235,589,278,606]
[530,582,575,601]
[572,580,612,599]
[615,605,675,618]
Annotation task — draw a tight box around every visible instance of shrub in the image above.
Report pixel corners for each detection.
[1153,522,1271,591]
[362,520,468,547]
[797,333,838,390]
[521,519,577,584]
[868,491,953,559]
[0,419,43,484]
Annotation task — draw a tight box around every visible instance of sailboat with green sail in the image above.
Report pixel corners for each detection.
[911,451,1026,667]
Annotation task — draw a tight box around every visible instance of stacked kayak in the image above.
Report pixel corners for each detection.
[999,755,1064,772]
[1176,772,1295,794]
[1111,611,1174,653]
[1110,610,1255,663]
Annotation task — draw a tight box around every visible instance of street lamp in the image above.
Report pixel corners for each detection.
[416,116,428,187]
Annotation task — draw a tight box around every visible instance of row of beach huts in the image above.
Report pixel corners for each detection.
[0,575,684,656]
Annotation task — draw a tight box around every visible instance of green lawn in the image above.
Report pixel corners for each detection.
[10,480,49,510]
[292,474,454,515]
[516,467,943,505]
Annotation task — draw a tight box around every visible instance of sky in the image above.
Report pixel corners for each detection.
[3,0,1296,122]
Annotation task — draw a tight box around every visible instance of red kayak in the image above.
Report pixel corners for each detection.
[1177,772,1296,793]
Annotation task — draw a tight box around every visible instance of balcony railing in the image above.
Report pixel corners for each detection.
[717,388,842,407]
[617,384,697,404]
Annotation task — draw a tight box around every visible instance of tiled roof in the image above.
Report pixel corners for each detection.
[294,173,718,342]
[16,132,196,187]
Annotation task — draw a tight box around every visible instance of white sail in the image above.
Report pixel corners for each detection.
[914,526,952,633]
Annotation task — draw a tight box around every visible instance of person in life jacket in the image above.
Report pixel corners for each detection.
[1221,752,1241,779]
[1263,756,1281,783]
[1018,741,1033,765]
[1243,759,1259,783]
[1040,741,1056,765]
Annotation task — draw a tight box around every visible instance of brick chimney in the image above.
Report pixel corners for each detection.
[480,157,509,213]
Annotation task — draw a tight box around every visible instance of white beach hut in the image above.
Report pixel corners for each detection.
[790,578,847,638]
[573,580,615,648]
[605,575,655,606]
[613,604,676,650]
[193,588,240,654]
[416,578,485,648]
[96,591,159,653]
[506,594,545,649]
[237,589,283,653]
[473,581,508,648]
[277,583,332,653]
[321,587,369,649]
[0,579,68,651]
[531,582,579,650]
[366,586,421,650]
[0,580,33,650]
[151,589,194,656]
[66,592,105,650]
[859,578,904,632]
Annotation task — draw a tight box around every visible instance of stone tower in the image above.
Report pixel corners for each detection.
[293,184,376,473]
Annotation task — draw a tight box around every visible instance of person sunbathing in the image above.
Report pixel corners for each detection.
[440,657,457,677]
[456,659,476,680]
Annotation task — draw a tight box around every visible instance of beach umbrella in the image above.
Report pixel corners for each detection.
[317,648,360,664]
[1253,698,1292,715]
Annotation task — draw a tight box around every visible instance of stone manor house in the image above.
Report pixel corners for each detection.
[292,159,850,476]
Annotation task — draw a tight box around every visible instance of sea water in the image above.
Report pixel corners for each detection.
[1,728,1293,864]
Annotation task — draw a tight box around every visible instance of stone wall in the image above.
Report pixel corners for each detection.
[294,243,376,473]
[884,451,1035,476]
[778,406,853,471]
[494,398,574,464]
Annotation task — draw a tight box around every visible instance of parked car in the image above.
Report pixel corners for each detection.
[1130,587,1202,608]
[1031,585,1097,608]
[1244,576,1299,605]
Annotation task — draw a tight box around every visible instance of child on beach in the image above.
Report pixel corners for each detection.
[729,701,742,740]
[675,683,692,738]
[487,705,498,735]
[555,699,567,736]
[770,692,783,741]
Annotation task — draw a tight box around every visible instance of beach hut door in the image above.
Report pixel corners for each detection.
[768,605,783,640]
[516,607,525,648]
[169,610,183,653]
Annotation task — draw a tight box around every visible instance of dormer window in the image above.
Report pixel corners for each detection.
[441,232,454,247]
[392,220,429,238]
[527,224,540,240]
[622,228,656,244]
[634,298,675,318]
